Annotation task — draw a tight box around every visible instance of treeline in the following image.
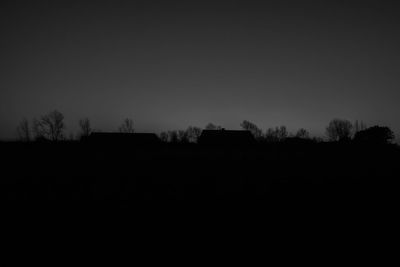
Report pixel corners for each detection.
[15,110,396,145]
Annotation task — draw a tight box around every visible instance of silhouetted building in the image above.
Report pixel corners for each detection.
[86,132,160,146]
[198,129,256,146]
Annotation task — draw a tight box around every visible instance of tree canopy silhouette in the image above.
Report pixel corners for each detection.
[186,126,202,143]
[205,123,222,130]
[159,131,169,142]
[168,130,179,143]
[240,120,262,139]
[119,118,134,133]
[354,120,367,134]
[79,118,92,139]
[32,110,65,141]
[178,130,189,143]
[354,126,395,145]
[295,128,310,139]
[326,119,353,141]
[265,126,288,142]
[16,118,31,142]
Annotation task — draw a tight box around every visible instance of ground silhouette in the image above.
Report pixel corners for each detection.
[1,130,399,200]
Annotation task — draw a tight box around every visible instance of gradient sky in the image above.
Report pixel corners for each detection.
[1,0,400,140]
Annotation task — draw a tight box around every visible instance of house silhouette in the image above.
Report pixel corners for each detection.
[86,132,160,146]
[198,129,256,146]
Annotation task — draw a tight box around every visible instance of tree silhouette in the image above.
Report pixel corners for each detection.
[185,126,202,143]
[78,118,92,139]
[178,130,189,143]
[264,126,288,142]
[265,128,278,142]
[354,120,367,135]
[205,123,222,130]
[240,120,262,139]
[326,119,353,141]
[159,132,169,142]
[16,118,31,142]
[32,110,65,141]
[354,126,395,145]
[168,130,179,143]
[32,119,43,140]
[119,118,134,133]
[275,126,288,141]
[295,128,310,139]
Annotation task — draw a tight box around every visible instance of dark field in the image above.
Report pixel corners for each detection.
[1,141,399,200]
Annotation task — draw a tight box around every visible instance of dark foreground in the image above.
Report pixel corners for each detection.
[0,141,399,200]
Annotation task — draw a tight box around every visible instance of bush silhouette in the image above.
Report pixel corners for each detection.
[354,126,395,145]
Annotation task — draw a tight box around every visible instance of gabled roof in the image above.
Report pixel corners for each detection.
[198,130,256,146]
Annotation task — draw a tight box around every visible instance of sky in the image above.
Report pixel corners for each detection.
[1,0,400,140]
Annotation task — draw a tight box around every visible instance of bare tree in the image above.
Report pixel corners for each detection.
[354,120,360,134]
[32,118,43,140]
[240,120,262,139]
[119,118,134,133]
[326,119,353,141]
[168,130,179,143]
[276,126,288,140]
[79,118,92,138]
[360,121,367,131]
[159,132,169,142]
[264,128,278,142]
[354,120,367,136]
[264,126,288,142]
[32,110,65,141]
[205,123,222,130]
[16,118,31,142]
[178,130,189,143]
[295,128,310,139]
[186,126,202,143]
